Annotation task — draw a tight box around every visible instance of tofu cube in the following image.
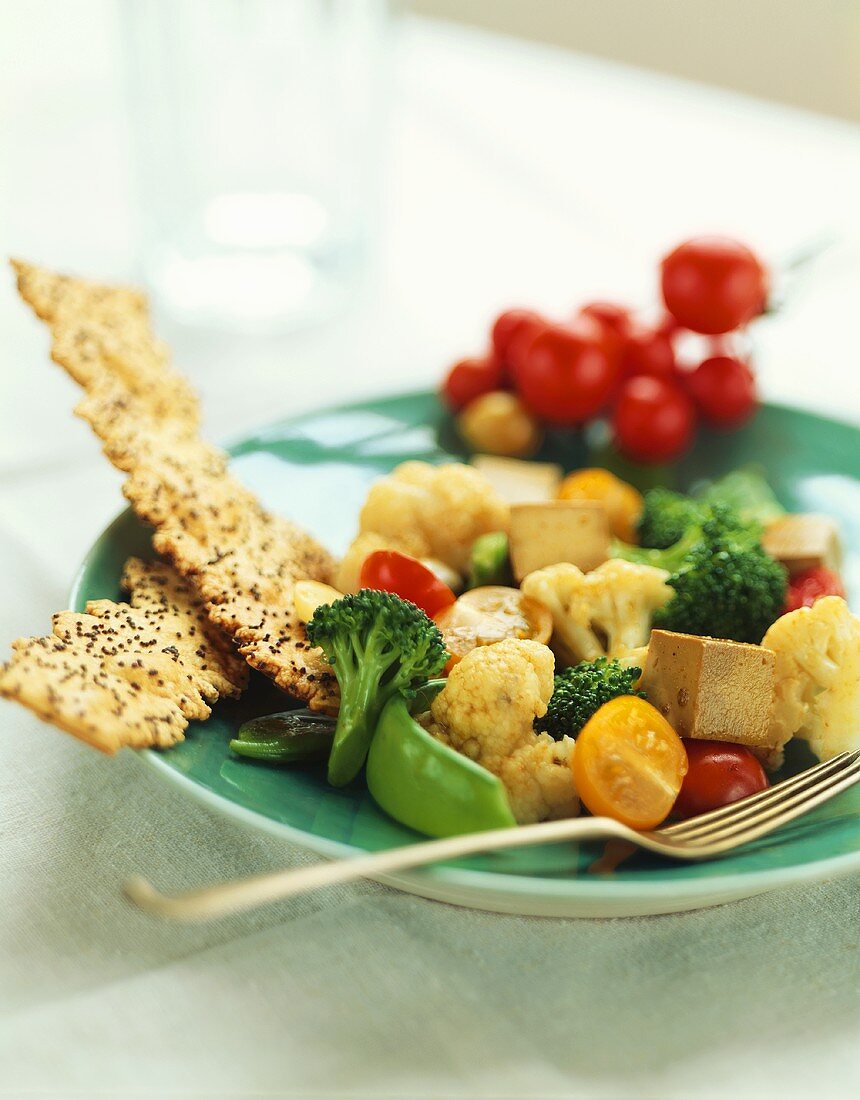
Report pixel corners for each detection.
[639,630,776,751]
[509,501,610,580]
[472,455,563,503]
[762,514,841,577]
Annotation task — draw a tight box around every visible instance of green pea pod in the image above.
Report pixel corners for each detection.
[467,531,513,589]
[230,710,335,763]
[366,681,516,838]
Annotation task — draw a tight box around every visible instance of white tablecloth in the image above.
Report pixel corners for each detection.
[1,11,859,1097]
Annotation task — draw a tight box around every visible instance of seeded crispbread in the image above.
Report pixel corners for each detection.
[0,636,189,753]
[0,559,248,753]
[13,259,339,713]
[121,557,248,701]
[13,260,200,427]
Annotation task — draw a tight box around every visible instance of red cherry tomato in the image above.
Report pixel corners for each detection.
[784,566,846,613]
[578,301,634,338]
[441,355,504,411]
[655,313,683,340]
[674,739,768,819]
[504,313,551,374]
[491,309,543,362]
[359,550,456,618]
[686,355,758,428]
[577,303,632,371]
[661,236,769,335]
[612,375,696,463]
[620,324,677,381]
[514,321,617,425]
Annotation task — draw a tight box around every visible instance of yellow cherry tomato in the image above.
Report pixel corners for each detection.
[557,468,643,543]
[434,586,552,672]
[572,696,687,829]
[457,391,543,458]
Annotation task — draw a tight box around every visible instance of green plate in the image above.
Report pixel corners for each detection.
[71,393,860,917]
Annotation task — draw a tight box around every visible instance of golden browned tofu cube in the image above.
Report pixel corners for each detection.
[508,501,610,581]
[640,630,776,751]
[762,514,841,577]
[471,455,563,503]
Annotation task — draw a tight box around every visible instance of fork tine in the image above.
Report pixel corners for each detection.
[684,759,860,854]
[691,755,860,843]
[659,750,859,838]
[666,751,860,842]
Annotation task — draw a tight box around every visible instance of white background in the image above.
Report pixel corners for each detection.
[1,7,859,1097]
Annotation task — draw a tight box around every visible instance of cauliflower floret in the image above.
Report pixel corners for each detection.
[494,737,577,826]
[762,595,860,761]
[358,461,510,573]
[431,636,553,756]
[428,638,579,824]
[521,559,671,667]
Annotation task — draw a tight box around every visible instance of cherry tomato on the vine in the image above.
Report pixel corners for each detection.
[578,301,634,338]
[359,550,456,618]
[686,355,758,428]
[673,739,768,819]
[661,236,769,335]
[504,314,551,374]
[491,309,543,363]
[514,321,617,425]
[441,355,504,411]
[620,324,677,381]
[577,302,632,370]
[612,375,696,463]
[784,566,846,613]
[655,313,682,340]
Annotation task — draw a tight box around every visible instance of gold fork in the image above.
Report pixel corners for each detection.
[125,749,860,922]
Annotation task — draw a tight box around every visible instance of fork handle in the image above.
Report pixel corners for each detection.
[124,816,628,922]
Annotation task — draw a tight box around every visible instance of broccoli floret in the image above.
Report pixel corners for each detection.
[615,501,760,574]
[637,469,784,552]
[617,502,785,643]
[697,467,785,527]
[535,657,645,739]
[653,507,787,643]
[306,590,448,786]
[637,488,704,550]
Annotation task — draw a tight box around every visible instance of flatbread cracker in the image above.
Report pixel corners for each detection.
[121,557,248,701]
[13,259,339,712]
[0,636,188,753]
[13,261,199,427]
[0,559,248,753]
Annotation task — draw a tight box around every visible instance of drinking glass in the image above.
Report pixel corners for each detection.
[121,0,390,330]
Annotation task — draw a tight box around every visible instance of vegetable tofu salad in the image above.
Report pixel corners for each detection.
[2,260,857,852]
[232,458,858,838]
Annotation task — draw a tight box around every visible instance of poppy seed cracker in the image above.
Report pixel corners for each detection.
[0,559,247,753]
[13,260,339,715]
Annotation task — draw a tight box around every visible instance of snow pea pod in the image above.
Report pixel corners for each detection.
[366,681,516,838]
[230,710,335,763]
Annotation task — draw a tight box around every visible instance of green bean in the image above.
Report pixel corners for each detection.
[229,710,335,763]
